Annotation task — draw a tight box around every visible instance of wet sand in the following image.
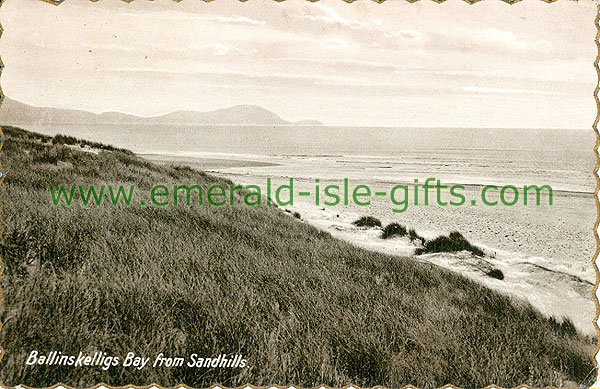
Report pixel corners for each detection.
[142,153,280,170]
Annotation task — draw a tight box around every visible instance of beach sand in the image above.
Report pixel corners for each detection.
[145,152,597,335]
[143,153,279,170]
[285,198,596,336]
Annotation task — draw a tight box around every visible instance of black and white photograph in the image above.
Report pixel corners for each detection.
[0,0,598,387]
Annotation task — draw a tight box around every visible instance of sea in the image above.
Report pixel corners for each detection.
[23,124,596,193]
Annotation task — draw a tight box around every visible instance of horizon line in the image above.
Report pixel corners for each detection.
[2,96,590,131]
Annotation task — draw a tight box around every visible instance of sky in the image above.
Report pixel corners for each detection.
[0,0,597,128]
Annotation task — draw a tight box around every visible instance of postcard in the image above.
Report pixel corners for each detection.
[0,0,598,387]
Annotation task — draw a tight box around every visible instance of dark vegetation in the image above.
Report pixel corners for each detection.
[380,223,425,246]
[487,268,505,280]
[52,133,133,154]
[415,231,485,257]
[380,223,479,257]
[352,216,381,228]
[0,125,595,387]
[408,228,426,246]
[381,222,407,239]
[284,209,302,219]
[408,228,419,242]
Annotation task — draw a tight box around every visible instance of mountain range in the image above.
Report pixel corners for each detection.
[0,97,323,126]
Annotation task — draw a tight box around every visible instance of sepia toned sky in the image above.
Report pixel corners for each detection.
[0,0,597,128]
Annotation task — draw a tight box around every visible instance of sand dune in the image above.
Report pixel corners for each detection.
[285,201,596,335]
[146,151,597,335]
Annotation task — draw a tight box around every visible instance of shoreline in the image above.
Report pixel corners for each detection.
[140,151,597,335]
[140,151,595,195]
[142,153,280,170]
[282,199,596,335]
[218,170,595,197]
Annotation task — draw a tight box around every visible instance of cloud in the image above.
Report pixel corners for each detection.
[198,15,266,26]
[277,57,413,70]
[384,29,423,41]
[190,43,257,56]
[299,4,365,29]
[461,86,563,95]
[322,37,350,48]
[98,68,381,90]
[44,40,256,57]
[2,0,593,128]
[473,28,552,53]
[114,9,267,26]
[480,29,518,44]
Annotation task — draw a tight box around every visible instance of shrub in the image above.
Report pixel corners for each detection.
[416,231,484,256]
[381,223,407,239]
[352,216,382,228]
[408,228,418,241]
[486,268,504,280]
[52,134,78,145]
[408,228,426,245]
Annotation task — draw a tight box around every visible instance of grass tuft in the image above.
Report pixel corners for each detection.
[486,268,504,280]
[352,216,382,228]
[51,132,134,154]
[415,231,484,256]
[408,228,426,245]
[381,222,407,239]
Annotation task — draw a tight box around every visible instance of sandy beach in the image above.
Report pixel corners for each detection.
[144,151,597,335]
[4,1,598,385]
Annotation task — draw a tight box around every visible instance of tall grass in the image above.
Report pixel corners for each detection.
[0,126,595,387]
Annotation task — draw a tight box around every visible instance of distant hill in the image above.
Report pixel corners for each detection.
[0,97,323,126]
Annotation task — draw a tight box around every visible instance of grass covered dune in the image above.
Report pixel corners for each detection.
[0,126,595,387]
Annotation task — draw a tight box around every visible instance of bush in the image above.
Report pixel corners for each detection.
[381,223,407,239]
[408,228,418,241]
[416,231,484,256]
[408,228,426,245]
[486,268,504,280]
[52,134,78,145]
[352,216,382,228]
